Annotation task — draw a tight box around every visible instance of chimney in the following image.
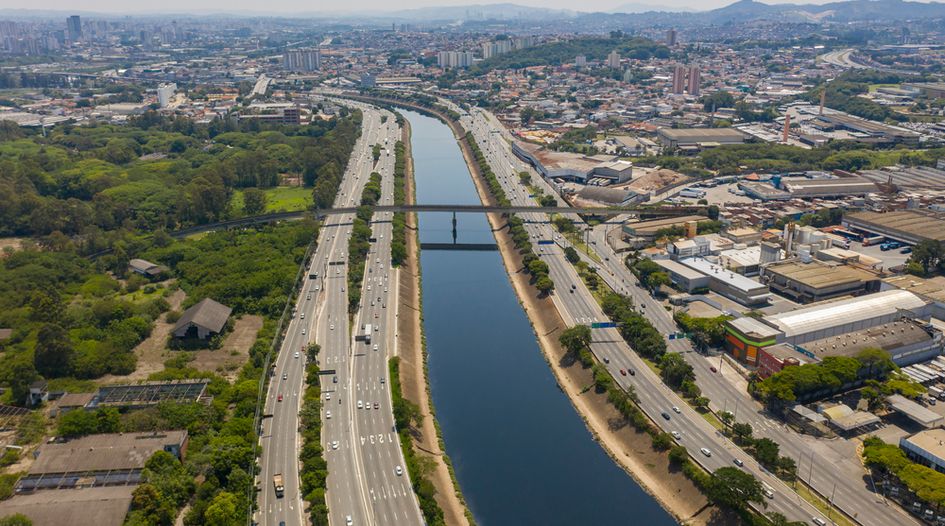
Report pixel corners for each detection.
[782,114,791,143]
[819,89,826,115]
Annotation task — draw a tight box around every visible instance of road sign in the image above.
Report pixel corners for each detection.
[537,240,554,245]
[590,322,616,329]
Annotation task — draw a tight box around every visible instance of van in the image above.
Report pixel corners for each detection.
[811,517,827,526]
[700,448,712,457]
[762,482,774,499]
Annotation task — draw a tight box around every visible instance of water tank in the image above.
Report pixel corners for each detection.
[798,247,812,263]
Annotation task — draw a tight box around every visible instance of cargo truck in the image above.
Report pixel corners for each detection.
[273,474,284,498]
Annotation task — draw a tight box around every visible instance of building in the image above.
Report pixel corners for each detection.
[811,112,919,146]
[156,83,176,108]
[283,48,321,72]
[128,258,165,277]
[606,50,620,69]
[778,176,878,199]
[900,429,945,473]
[666,28,677,46]
[688,66,701,96]
[172,298,231,340]
[672,65,686,95]
[88,380,210,409]
[844,209,945,246]
[727,317,783,365]
[679,257,771,306]
[761,259,880,303]
[575,55,586,67]
[881,275,945,320]
[238,103,301,125]
[512,142,633,183]
[667,236,712,259]
[657,128,746,150]
[437,51,475,69]
[622,215,710,241]
[66,15,81,42]
[756,343,808,378]
[761,289,930,346]
[0,486,136,526]
[797,318,943,367]
[720,245,764,276]
[887,395,944,428]
[723,227,762,245]
[653,258,710,292]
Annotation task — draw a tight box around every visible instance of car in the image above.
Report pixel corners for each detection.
[374,402,379,409]
[330,324,335,330]
[628,369,635,376]
[900,246,913,254]
[395,465,403,476]
[346,516,353,526]
[331,441,339,450]
[700,448,712,457]
[300,313,304,319]
[672,406,681,414]
[301,328,306,335]
[364,403,370,410]
[306,294,311,300]
[294,352,299,358]
[671,431,681,440]
[277,394,283,402]
[733,458,744,467]
[380,377,385,384]
[282,373,288,380]
[811,518,827,526]
[326,410,332,419]
[373,344,379,351]
[357,400,363,409]
[374,325,379,332]
[661,412,671,420]
[332,375,338,383]
[709,366,717,373]
[326,393,331,400]
[619,369,626,376]
[603,357,610,364]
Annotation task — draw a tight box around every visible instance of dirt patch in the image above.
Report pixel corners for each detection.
[98,288,187,384]
[457,127,727,526]
[396,117,472,526]
[0,237,25,257]
[191,315,263,381]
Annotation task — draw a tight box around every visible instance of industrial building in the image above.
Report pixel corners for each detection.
[794,319,942,366]
[622,215,709,242]
[761,259,881,303]
[727,317,782,365]
[778,176,878,198]
[900,428,945,473]
[656,127,746,150]
[653,258,710,292]
[678,257,771,306]
[843,209,945,245]
[859,165,945,191]
[887,395,944,428]
[513,141,633,184]
[810,112,920,146]
[881,275,945,320]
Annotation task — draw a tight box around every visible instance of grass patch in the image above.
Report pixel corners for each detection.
[701,410,725,431]
[231,186,311,214]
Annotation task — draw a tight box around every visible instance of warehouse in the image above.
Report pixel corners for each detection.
[778,176,878,198]
[900,428,945,472]
[881,275,945,320]
[843,209,945,245]
[763,289,930,346]
[622,215,709,241]
[512,141,634,183]
[859,165,945,191]
[796,319,942,366]
[653,259,710,292]
[761,259,881,303]
[656,128,746,150]
[679,257,771,306]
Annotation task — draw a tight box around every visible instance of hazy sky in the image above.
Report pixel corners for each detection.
[0,0,895,15]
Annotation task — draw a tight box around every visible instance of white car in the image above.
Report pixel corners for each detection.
[330,324,335,330]
[346,516,353,526]
[294,352,299,358]
[373,344,378,351]
[357,400,363,409]
[301,328,306,335]
[300,313,304,319]
[672,406,681,414]
[331,441,339,450]
[326,393,331,400]
[671,431,681,440]
[395,465,403,476]
[700,448,712,457]
[326,410,332,419]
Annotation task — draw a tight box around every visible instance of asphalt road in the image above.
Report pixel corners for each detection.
[257,104,422,526]
[460,107,835,526]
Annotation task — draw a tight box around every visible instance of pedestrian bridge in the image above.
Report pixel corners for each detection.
[314,204,702,217]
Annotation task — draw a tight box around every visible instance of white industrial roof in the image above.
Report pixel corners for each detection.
[680,257,768,294]
[765,290,927,338]
[654,258,708,281]
[887,394,944,428]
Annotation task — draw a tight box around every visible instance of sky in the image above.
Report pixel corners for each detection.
[0,0,937,15]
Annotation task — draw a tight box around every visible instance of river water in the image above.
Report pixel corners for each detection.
[405,109,677,526]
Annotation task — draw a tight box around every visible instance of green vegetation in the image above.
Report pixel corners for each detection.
[753,348,899,406]
[0,513,31,525]
[125,451,195,526]
[389,357,445,526]
[601,292,666,360]
[231,186,312,214]
[905,239,945,277]
[348,202,376,313]
[559,325,593,368]
[468,36,669,75]
[0,110,360,244]
[863,436,945,507]
[299,343,329,525]
[726,422,798,482]
[465,132,554,294]
[391,140,408,266]
[674,312,732,350]
[806,70,908,122]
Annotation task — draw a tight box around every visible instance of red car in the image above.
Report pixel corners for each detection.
[277,394,283,402]
[619,369,627,376]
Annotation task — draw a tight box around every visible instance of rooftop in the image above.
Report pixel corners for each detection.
[845,209,945,243]
[29,431,187,475]
[680,257,770,294]
[764,290,928,339]
[887,394,944,428]
[658,128,747,140]
[0,486,134,526]
[901,428,945,459]
[729,316,782,341]
[623,215,709,236]
[882,275,945,304]
[173,298,232,335]
[799,319,934,359]
[653,258,709,281]
[764,260,878,290]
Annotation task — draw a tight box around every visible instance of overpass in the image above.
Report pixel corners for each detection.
[312,203,703,217]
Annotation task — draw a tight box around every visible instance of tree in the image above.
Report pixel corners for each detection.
[34,323,74,377]
[659,352,694,388]
[708,467,765,510]
[242,188,267,215]
[0,514,32,526]
[564,246,580,264]
[536,275,555,294]
[732,422,754,444]
[908,240,942,275]
[856,347,895,378]
[204,491,241,526]
[753,437,781,468]
[652,432,673,451]
[777,456,797,482]
[559,325,592,355]
[57,409,99,438]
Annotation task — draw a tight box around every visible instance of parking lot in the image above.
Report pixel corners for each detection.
[846,240,912,270]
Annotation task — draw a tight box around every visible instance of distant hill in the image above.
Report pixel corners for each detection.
[384,3,578,21]
[608,3,693,13]
[467,36,669,75]
[702,0,945,23]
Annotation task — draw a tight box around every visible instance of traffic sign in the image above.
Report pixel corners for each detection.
[590,322,616,329]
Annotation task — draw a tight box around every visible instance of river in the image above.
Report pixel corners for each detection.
[405,109,677,526]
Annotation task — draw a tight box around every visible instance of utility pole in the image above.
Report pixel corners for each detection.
[827,482,837,523]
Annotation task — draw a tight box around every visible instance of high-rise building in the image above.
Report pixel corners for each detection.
[66,15,81,42]
[666,28,677,46]
[157,83,176,108]
[688,66,701,96]
[283,49,321,72]
[437,51,475,69]
[672,65,686,94]
[575,55,586,67]
[606,50,620,69]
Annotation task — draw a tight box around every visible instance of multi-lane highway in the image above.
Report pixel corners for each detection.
[460,107,835,525]
[257,103,422,526]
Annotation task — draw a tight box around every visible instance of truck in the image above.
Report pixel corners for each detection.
[355,324,372,343]
[308,269,318,279]
[273,474,284,498]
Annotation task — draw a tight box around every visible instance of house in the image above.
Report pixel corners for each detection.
[128,258,166,278]
[172,298,232,340]
[28,380,48,407]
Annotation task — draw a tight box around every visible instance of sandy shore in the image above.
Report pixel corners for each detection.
[452,130,732,526]
[395,117,473,526]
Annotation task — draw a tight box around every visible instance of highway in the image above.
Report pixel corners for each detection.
[462,105,919,526]
[460,107,830,525]
[257,104,422,526]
